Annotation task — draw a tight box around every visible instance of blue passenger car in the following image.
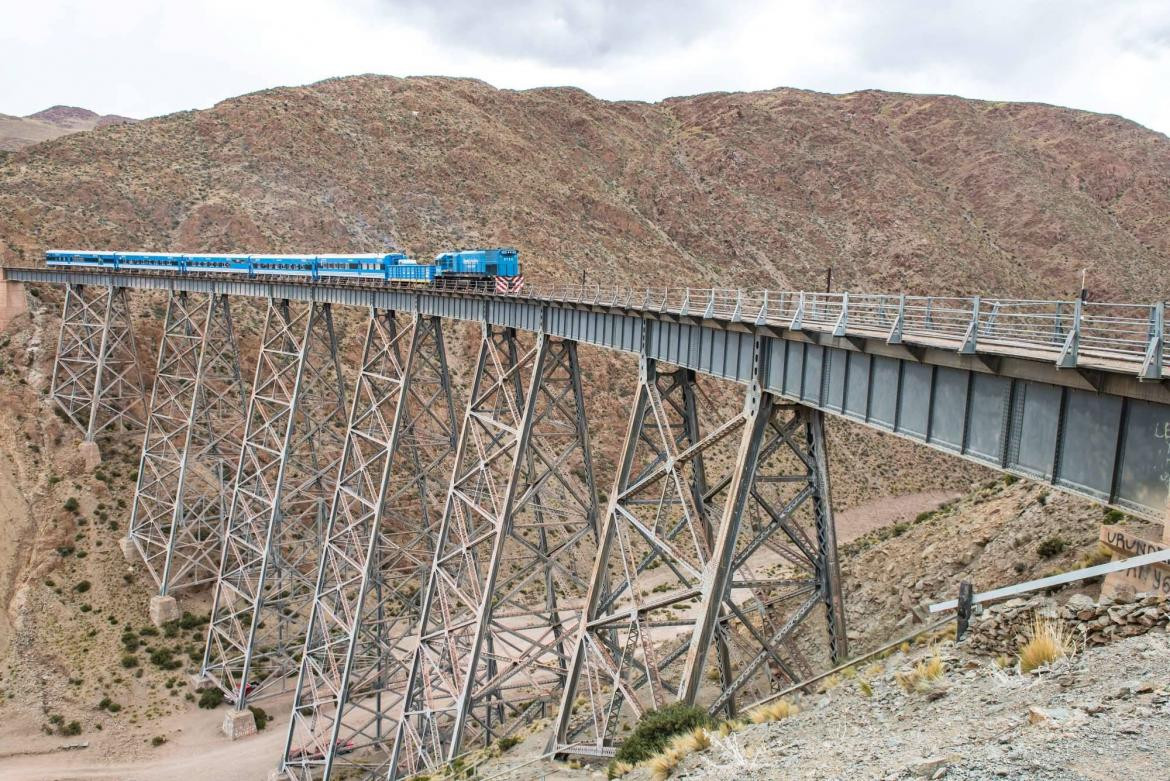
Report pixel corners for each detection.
[44,247,521,290]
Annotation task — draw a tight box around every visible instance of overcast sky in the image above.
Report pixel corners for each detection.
[3,0,1169,135]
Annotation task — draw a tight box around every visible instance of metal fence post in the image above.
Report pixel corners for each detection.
[1057,298,1081,369]
[1141,302,1164,380]
[960,296,980,354]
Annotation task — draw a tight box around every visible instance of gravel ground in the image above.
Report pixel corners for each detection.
[669,629,1170,780]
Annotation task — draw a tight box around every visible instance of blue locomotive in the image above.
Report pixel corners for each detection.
[44,247,523,290]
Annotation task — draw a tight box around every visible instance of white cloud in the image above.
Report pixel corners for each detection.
[0,0,1167,135]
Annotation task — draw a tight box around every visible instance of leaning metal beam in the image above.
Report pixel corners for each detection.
[125,291,248,595]
[390,326,600,780]
[280,310,458,780]
[200,299,348,709]
[552,347,846,757]
[49,283,147,442]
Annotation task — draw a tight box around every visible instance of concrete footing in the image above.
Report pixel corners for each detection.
[149,595,180,626]
[119,536,137,563]
[0,272,28,331]
[222,708,257,740]
[79,440,101,470]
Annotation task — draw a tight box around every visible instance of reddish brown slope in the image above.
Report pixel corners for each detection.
[0,76,1167,301]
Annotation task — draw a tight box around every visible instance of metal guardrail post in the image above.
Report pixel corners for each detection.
[731,290,743,322]
[960,296,980,354]
[790,292,804,331]
[703,290,715,319]
[1057,298,1081,368]
[680,288,691,316]
[833,292,849,336]
[955,581,974,641]
[887,294,905,344]
[1140,302,1164,380]
[755,290,769,326]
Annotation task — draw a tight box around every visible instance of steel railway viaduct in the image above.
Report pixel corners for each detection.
[4,266,1170,780]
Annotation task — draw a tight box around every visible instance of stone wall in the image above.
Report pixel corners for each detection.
[966,592,1169,655]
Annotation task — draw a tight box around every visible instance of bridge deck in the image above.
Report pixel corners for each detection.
[7,266,1170,520]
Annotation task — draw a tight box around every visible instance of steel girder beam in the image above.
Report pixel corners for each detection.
[49,283,147,441]
[552,349,847,756]
[280,310,458,780]
[201,299,348,707]
[389,326,599,780]
[126,292,248,593]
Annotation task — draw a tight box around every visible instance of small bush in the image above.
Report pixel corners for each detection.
[151,735,167,747]
[63,497,80,513]
[1019,616,1075,673]
[612,703,713,767]
[60,720,82,736]
[248,705,269,731]
[149,648,182,671]
[1037,537,1068,558]
[497,735,521,752]
[1103,508,1125,524]
[198,687,224,709]
[74,580,91,593]
[120,654,139,669]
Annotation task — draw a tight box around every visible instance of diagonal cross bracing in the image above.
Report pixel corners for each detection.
[389,327,600,780]
[280,310,458,780]
[50,283,147,441]
[552,350,847,756]
[201,299,348,707]
[126,291,248,593]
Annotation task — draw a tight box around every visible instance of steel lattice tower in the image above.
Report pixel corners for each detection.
[201,299,348,715]
[551,347,847,757]
[389,326,599,779]
[125,291,248,601]
[280,310,458,779]
[49,283,147,443]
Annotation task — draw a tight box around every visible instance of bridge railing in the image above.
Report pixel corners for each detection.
[521,284,1168,376]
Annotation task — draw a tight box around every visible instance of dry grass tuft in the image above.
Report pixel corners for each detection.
[1018,615,1075,673]
[648,747,683,780]
[896,651,946,692]
[1078,542,1113,569]
[857,679,873,698]
[608,760,637,778]
[747,699,799,724]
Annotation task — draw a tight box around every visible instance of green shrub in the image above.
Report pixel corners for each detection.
[198,687,224,709]
[151,735,167,747]
[612,702,713,767]
[120,654,139,669]
[63,497,79,513]
[74,580,91,593]
[60,720,82,736]
[1003,475,1018,486]
[149,648,183,671]
[497,735,522,752]
[248,705,269,731]
[1103,508,1125,524]
[1037,537,1067,558]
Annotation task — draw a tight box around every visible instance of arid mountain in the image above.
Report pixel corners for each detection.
[0,105,135,152]
[0,77,1166,777]
[0,76,1167,301]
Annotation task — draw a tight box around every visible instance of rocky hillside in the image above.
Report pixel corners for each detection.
[0,76,1168,300]
[0,76,1166,776]
[0,106,135,152]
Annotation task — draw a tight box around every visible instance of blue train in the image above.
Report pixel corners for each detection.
[44,247,523,290]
